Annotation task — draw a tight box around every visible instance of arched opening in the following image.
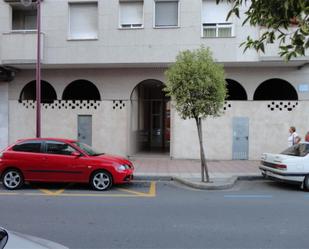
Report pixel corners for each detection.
[62,80,101,100]
[19,80,57,103]
[130,79,170,154]
[225,79,247,100]
[254,78,298,100]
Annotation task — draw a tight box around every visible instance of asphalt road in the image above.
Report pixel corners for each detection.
[0,180,308,249]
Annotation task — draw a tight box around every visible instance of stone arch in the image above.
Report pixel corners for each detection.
[225,79,247,100]
[253,78,298,100]
[130,79,167,101]
[62,79,101,100]
[19,80,57,103]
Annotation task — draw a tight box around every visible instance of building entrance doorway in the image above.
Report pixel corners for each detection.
[130,80,170,154]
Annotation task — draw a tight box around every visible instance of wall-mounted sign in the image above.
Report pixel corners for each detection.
[298,84,309,92]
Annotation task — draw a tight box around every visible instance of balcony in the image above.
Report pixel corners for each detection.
[1,31,44,65]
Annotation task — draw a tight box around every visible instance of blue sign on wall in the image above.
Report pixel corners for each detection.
[298,84,309,92]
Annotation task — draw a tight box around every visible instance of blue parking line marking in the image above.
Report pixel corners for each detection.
[224,194,273,199]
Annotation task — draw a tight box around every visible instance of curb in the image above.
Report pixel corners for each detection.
[173,175,264,190]
[237,175,264,181]
[172,176,238,190]
[134,174,264,190]
[134,175,173,181]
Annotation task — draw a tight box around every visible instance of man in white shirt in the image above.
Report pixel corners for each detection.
[288,126,301,147]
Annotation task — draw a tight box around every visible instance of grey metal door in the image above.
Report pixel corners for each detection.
[232,117,249,160]
[78,115,92,146]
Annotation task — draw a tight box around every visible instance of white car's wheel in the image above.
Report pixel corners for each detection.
[90,170,112,191]
[2,169,24,190]
[303,175,309,191]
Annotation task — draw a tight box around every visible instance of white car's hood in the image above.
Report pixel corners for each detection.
[5,230,68,249]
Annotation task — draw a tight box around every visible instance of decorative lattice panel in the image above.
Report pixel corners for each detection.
[223,101,232,111]
[112,100,126,110]
[20,100,101,110]
[267,101,298,111]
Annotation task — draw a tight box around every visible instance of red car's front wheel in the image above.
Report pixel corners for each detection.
[90,170,113,191]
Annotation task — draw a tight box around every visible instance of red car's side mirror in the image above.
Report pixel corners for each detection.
[71,151,81,157]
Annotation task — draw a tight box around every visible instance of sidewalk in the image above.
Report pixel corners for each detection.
[130,156,262,189]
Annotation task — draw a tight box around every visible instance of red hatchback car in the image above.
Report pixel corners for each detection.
[0,138,134,191]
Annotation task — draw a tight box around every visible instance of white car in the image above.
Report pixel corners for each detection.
[259,142,309,190]
[0,227,68,249]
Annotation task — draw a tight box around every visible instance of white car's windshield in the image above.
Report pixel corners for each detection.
[281,143,309,157]
[74,142,104,156]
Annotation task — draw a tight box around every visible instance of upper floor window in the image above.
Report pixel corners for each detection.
[69,2,98,40]
[12,5,37,30]
[154,0,179,28]
[119,0,143,29]
[202,0,233,38]
[203,23,233,37]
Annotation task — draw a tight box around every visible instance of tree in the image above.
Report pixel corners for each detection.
[164,47,227,182]
[217,0,309,60]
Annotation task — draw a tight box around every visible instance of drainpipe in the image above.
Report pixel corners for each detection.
[36,0,41,138]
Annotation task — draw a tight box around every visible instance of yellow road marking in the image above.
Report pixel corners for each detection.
[147,181,156,197]
[0,181,157,198]
[24,193,141,197]
[116,188,147,196]
[38,188,65,196]
[116,181,156,197]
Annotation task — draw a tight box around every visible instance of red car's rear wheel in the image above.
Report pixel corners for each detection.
[2,169,24,190]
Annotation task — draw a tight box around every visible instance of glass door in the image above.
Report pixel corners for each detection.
[150,100,163,148]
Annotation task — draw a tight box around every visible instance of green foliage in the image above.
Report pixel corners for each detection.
[164,47,227,120]
[217,0,309,60]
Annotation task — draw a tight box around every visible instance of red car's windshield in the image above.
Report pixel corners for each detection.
[73,142,104,156]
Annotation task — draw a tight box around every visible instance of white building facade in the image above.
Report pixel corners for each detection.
[0,0,308,160]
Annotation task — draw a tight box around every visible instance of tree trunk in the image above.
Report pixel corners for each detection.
[195,117,210,182]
